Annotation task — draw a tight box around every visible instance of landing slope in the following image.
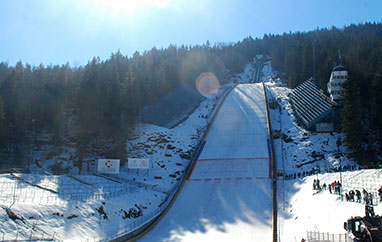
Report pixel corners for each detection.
[140,83,272,242]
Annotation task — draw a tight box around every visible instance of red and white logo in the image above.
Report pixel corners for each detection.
[97,159,120,174]
[105,160,113,168]
[128,158,149,169]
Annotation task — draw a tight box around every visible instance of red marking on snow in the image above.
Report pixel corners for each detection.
[186,160,198,180]
[197,157,270,162]
[187,157,271,181]
[189,177,268,181]
[189,179,201,181]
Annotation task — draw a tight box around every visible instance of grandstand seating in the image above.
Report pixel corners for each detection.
[291,80,332,129]
[141,83,205,128]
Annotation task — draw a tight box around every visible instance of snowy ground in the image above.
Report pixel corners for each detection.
[0,70,237,241]
[2,60,380,242]
[264,64,382,242]
[140,83,272,242]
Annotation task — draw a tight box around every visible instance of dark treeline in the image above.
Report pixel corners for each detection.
[0,46,230,167]
[0,22,381,168]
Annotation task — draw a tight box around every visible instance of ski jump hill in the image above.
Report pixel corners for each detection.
[140,83,273,241]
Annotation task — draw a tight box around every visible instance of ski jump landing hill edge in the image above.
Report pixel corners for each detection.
[140,83,273,242]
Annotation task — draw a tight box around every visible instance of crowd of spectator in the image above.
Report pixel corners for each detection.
[312,179,382,205]
[284,164,359,181]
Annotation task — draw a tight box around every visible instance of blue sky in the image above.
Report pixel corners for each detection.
[1,0,381,67]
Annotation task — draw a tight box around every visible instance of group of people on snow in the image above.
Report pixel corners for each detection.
[313,179,382,205]
[285,164,359,181]
[313,179,342,195]
[345,189,372,204]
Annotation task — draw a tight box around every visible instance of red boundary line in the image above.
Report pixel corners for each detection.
[188,157,272,181]
[186,160,198,180]
[257,177,270,180]
[197,157,270,162]
[188,177,270,181]
[186,141,206,180]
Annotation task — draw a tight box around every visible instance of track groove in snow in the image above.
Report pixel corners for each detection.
[140,83,272,242]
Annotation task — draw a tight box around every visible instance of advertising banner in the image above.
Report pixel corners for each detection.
[97,159,120,174]
[128,158,149,169]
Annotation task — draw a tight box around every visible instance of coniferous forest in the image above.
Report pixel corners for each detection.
[0,22,381,168]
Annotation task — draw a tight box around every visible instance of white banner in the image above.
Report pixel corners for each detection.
[128,158,149,169]
[97,159,120,174]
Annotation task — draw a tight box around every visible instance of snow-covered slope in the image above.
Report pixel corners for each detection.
[2,60,379,242]
[0,83,233,241]
[263,63,381,242]
[140,83,272,242]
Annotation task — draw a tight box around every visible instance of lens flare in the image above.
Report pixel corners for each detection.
[195,72,220,97]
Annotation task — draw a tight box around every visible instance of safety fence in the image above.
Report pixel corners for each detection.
[0,229,56,242]
[342,169,382,195]
[315,169,382,205]
[0,216,58,242]
[0,173,143,206]
[306,231,351,242]
[96,185,177,242]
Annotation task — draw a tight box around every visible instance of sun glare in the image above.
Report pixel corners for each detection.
[93,0,170,17]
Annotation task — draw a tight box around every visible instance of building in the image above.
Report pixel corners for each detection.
[327,65,348,102]
[291,79,333,131]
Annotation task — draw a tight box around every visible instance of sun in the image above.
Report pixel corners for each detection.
[154,0,170,8]
[93,0,170,17]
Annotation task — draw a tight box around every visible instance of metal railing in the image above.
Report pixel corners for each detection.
[306,231,351,242]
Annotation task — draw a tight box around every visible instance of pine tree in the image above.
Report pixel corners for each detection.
[342,75,364,162]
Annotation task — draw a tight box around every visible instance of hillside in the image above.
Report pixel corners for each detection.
[0,60,381,241]
[0,63,259,241]
[264,64,382,242]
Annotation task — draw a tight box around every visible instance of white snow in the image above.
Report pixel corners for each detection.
[263,62,381,242]
[0,82,233,241]
[1,60,381,242]
[140,83,272,242]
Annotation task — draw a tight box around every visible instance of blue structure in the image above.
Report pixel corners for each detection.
[291,80,332,130]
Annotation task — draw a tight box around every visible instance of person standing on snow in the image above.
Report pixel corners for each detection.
[356,190,362,203]
[378,186,382,202]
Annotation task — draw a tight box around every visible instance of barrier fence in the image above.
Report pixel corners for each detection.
[0,218,58,242]
[311,169,382,205]
[306,231,351,242]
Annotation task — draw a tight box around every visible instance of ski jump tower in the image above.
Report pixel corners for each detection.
[327,65,348,102]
